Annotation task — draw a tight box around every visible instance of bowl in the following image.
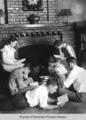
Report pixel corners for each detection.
[27,14,40,24]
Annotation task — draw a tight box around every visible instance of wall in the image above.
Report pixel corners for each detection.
[0,0,5,24]
[4,0,86,24]
[61,0,86,22]
[6,0,60,24]
[0,0,86,24]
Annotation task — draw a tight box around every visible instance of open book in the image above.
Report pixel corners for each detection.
[57,93,69,106]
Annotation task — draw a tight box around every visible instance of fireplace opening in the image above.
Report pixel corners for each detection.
[18,44,55,67]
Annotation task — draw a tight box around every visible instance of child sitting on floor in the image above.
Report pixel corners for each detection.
[8,64,38,95]
[48,55,68,88]
[54,54,68,87]
[8,64,39,109]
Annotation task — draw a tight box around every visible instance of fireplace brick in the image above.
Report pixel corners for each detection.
[0,24,75,50]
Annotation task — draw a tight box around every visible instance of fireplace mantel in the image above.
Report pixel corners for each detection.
[0,23,74,49]
[0,23,72,28]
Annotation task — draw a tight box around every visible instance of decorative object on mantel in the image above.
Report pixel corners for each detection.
[0,9,4,24]
[22,0,43,11]
[27,14,40,24]
[58,9,72,23]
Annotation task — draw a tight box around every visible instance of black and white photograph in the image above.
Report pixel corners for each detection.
[0,0,86,120]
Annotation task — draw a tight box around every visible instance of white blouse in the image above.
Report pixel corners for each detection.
[1,45,16,64]
[64,65,86,93]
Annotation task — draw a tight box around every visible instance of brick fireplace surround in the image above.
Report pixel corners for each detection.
[0,24,75,48]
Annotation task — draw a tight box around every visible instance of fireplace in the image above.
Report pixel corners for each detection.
[12,29,63,67]
[18,44,55,66]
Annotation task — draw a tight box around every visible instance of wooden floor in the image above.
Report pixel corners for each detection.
[1,101,86,114]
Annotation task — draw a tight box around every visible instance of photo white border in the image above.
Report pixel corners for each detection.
[0,114,86,120]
